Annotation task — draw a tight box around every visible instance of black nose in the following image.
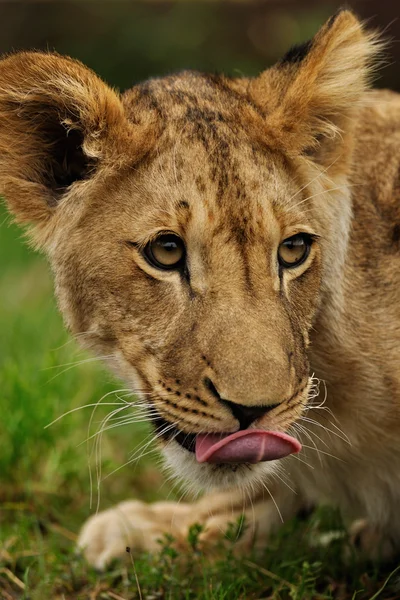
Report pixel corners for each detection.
[222,400,279,430]
[203,376,279,430]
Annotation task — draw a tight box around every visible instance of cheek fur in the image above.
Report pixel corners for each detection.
[285,259,322,324]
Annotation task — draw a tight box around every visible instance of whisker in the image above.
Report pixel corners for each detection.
[285,156,341,204]
[128,422,179,463]
[287,184,356,213]
[259,480,283,523]
[101,422,179,482]
[290,453,315,470]
[42,354,114,371]
[292,423,324,465]
[92,401,142,511]
[273,467,297,495]
[301,444,344,462]
[105,410,155,423]
[44,400,131,428]
[44,355,114,383]
[300,416,351,445]
[297,421,331,449]
[80,414,161,445]
[82,388,136,509]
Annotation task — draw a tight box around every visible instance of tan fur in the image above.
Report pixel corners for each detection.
[1,10,398,566]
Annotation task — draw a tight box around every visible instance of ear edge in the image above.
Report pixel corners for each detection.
[0,50,127,149]
[250,10,384,157]
[0,51,154,235]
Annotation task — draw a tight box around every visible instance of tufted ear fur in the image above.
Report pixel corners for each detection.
[0,51,150,241]
[250,10,382,165]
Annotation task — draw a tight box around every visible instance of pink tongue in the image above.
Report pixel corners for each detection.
[195,430,301,464]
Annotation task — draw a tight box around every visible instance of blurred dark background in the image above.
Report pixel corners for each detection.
[0,0,398,93]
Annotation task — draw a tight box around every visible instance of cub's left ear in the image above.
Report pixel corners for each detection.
[250,9,382,164]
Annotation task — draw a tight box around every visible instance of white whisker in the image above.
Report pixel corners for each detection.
[44,355,114,383]
[259,480,283,523]
[285,156,340,204]
[44,400,130,428]
[301,444,344,462]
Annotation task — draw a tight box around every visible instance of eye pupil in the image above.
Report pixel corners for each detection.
[144,233,185,270]
[160,240,177,252]
[278,234,311,269]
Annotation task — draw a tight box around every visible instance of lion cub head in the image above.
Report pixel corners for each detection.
[0,11,378,490]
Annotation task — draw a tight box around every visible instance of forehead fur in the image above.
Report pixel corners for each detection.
[119,72,312,235]
[124,71,263,135]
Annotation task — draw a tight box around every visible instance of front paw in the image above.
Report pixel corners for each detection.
[77,500,191,569]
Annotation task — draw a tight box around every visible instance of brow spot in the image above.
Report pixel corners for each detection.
[195,175,206,193]
[392,224,400,247]
[201,355,212,367]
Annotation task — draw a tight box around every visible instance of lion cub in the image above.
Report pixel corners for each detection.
[1,10,398,568]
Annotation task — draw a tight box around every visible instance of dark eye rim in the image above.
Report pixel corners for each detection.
[143,232,186,271]
[278,233,313,270]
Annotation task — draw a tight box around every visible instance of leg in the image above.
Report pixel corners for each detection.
[77,484,302,569]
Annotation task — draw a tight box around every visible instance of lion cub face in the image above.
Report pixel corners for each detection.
[53,106,320,489]
[0,10,377,490]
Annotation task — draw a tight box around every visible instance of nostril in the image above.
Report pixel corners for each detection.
[203,378,280,430]
[203,377,221,400]
[222,400,280,430]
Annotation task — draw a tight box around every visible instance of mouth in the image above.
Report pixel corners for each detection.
[154,416,301,465]
[154,415,197,452]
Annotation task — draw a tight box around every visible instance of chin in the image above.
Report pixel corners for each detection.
[161,440,281,495]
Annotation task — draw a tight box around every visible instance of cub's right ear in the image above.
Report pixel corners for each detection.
[0,52,150,245]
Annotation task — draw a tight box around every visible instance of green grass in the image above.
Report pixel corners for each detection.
[1,202,400,599]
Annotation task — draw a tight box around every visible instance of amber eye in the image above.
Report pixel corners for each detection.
[143,232,185,270]
[278,233,312,269]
